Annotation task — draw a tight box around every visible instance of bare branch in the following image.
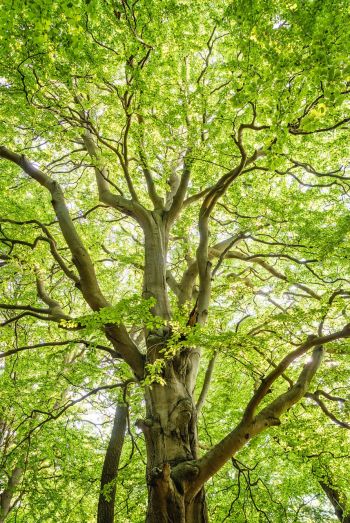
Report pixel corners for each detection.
[196,351,217,414]
[305,392,350,430]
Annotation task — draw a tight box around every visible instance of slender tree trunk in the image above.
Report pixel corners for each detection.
[319,480,350,523]
[97,405,127,523]
[0,467,23,523]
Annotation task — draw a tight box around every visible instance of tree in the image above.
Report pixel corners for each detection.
[0,0,349,521]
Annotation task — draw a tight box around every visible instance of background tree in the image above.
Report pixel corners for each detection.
[0,0,349,521]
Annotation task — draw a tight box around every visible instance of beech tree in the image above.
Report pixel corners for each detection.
[0,0,349,521]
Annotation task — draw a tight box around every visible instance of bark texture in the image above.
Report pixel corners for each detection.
[0,467,23,523]
[319,479,350,523]
[97,405,127,523]
[141,365,208,523]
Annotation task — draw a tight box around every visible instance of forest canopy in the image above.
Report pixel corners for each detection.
[0,0,349,522]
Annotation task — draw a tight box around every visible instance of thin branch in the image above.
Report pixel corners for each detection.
[289,117,350,135]
[8,381,135,455]
[196,351,217,414]
[305,392,350,429]
[0,339,118,359]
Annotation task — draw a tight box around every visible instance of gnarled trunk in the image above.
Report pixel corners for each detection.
[140,362,208,523]
[141,214,207,522]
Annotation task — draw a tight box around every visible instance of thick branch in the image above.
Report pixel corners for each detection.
[82,130,149,228]
[166,148,193,226]
[0,467,23,523]
[137,115,164,210]
[195,144,264,323]
[0,145,144,378]
[186,346,324,498]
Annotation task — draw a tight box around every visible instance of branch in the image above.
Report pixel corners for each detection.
[0,218,79,283]
[0,339,118,359]
[97,404,128,523]
[195,143,264,323]
[196,351,217,414]
[318,478,350,523]
[82,130,149,228]
[8,381,135,456]
[178,233,319,308]
[166,148,194,226]
[0,145,105,308]
[0,303,50,314]
[182,186,212,208]
[305,392,350,429]
[34,270,72,321]
[242,328,350,423]
[0,145,144,378]
[225,250,320,300]
[289,117,350,135]
[137,115,164,210]
[178,234,245,305]
[165,270,181,298]
[0,311,62,327]
[186,346,324,498]
[0,467,23,522]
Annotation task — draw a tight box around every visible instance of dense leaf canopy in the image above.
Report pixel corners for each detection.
[0,0,349,522]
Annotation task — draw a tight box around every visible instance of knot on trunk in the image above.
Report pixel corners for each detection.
[135,417,154,433]
[171,460,200,484]
[168,398,193,437]
[148,463,171,487]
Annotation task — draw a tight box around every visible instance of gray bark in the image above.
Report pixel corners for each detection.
[141,361,208,523]
[0,467,23,523]
[97,405,127,523]
[319,479,350,523]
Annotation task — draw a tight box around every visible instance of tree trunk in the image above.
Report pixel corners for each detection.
[97,405,127,523]
[139,360,208,523]
[141,215,207,522]
[319,480,350,523]
[143,212,171,320]
[0,467,23,523]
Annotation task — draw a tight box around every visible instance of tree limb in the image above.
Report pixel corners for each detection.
[196,351,217,415]
[186,346,324,498]
[0,145,144,378]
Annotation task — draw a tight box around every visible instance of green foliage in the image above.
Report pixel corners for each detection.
[0,0,349,521]
[76,296,162,332]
